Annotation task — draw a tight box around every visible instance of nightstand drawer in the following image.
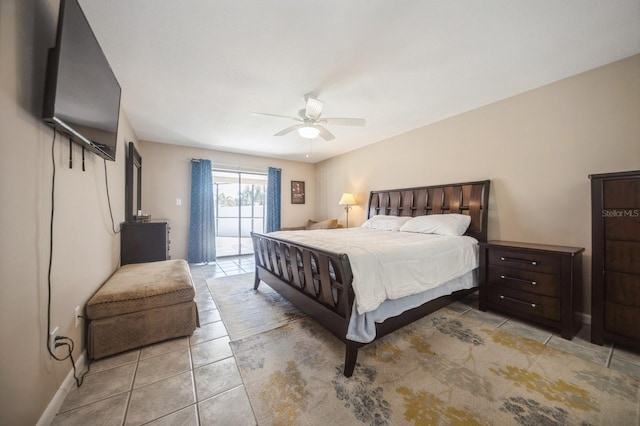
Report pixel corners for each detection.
[487,286,561,322]
[488,267,560,298]
[488,249,560,274]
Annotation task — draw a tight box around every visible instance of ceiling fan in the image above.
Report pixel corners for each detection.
[253,97,366,141]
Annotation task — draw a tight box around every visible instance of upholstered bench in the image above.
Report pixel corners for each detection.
[86,259,199,360]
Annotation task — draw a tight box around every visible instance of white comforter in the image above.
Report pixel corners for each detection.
[269,228,479,314]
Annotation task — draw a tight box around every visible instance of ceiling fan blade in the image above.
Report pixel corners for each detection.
[316,125,335,141]
[252,112,302,122]
[274,124,304,136]
[305,97,324,121]
[320,117,366,126]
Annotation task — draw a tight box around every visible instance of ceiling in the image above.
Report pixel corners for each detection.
[78,0,640,163]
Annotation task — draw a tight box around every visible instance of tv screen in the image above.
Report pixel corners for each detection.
[43,0,121,162]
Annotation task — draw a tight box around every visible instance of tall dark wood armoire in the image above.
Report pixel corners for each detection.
[590,170,640,350]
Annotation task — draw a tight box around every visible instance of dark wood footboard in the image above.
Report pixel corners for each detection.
[251,232,362,374]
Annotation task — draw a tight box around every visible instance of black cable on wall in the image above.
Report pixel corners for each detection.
[46,130,89,387]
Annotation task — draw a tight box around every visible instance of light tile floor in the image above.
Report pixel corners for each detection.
[52,256,640,425]
[52,256,257,426]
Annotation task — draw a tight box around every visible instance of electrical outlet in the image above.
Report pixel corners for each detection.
[75,306,81,327]
[49,326,59,354]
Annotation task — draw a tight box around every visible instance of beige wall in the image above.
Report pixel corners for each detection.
[0,0,135,423]
[2,0,637,422]
[316,54,640,317]
[138,140,316,260]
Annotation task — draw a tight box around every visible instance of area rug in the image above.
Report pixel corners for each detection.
[230,308,640,425]
[208,273,306,341]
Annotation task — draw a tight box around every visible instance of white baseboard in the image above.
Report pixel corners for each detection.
[37,350,88,426]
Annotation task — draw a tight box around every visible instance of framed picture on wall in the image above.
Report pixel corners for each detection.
[291,180,305,204]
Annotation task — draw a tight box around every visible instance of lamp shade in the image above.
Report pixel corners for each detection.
[338,193,356,206]
[298,126,320,139]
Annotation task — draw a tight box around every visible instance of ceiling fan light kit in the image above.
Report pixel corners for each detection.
[254,96,366,141]
[298,126,320,139]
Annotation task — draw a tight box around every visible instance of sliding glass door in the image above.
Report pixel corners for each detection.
[213,170,266,257]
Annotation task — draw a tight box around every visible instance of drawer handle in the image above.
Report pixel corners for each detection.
[499,294,536,308]
[500,256,538,266]
[500,275,537,286]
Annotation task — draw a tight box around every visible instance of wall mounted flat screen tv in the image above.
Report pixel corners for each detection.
[43,0,121,162]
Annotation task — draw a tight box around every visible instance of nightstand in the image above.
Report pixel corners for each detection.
[479,241,584,339]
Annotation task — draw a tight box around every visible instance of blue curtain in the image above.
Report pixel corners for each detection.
[266,167,281,232]
[188,159,216,263]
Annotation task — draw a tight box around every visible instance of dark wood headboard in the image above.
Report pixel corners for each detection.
[367,180,490,242]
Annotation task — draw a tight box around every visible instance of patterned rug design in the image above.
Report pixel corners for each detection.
[208,273,306,341]
[211,274,640,425]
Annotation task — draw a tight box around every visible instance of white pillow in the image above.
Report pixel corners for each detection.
[360,215,412,231]
[399,214,471,236]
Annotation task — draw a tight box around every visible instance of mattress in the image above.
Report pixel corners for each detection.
[347,269,477,343]
[270,228,479,314]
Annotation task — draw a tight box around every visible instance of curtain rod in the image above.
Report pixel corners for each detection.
[189,158,267,173]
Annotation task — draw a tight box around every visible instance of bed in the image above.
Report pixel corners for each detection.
[250,180,490,377]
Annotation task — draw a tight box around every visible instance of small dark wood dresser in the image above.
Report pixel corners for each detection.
[590,170,640,350]
[479,240,584,339]
[120,221,171,266]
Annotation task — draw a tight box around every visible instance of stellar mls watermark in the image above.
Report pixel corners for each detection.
[602,209,640,218]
